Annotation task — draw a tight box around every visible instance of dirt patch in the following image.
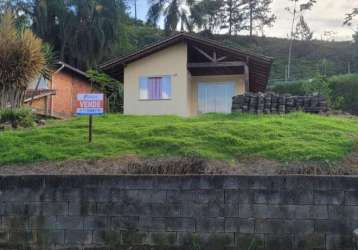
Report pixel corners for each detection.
[0,151,357,176]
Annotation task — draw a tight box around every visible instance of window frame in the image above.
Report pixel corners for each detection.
[138,75,172,101]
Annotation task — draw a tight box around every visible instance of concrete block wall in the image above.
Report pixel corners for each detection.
[0,175,356,250]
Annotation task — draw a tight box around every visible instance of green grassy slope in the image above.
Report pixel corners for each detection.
[0,113,357,165]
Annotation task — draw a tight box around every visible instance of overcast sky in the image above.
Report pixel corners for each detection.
[129,0,357,41]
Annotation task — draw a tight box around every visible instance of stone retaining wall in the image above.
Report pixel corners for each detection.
[232,92,329,114]
[0,175,356,250]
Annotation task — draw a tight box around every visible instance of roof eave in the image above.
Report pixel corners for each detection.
[100,33,273,71]
[56,61,88,78]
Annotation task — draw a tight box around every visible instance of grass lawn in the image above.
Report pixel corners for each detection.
[0,112,357,165]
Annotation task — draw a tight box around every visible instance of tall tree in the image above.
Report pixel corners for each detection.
[1,0,128,69]
[0,0,33,27]
[295,15,313,40]
[351,30,358,73]
[285,0,316,81]
[32,0,73,61]
[244,0,276,37]
[65,0,125,68]
[190,0,224,34]
[344,8,358,26]
[147,0,194,33]
[343,7,358,74]
[221,0,247,35]
[216,0,275,36]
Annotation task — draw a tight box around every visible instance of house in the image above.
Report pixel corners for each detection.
[101,32,273,116]
[25,61,100,118]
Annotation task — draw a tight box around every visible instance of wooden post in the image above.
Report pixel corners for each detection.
[88,115,93,143]
[244,64,250,92]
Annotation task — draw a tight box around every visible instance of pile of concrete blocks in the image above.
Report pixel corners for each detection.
[232,92,329,114]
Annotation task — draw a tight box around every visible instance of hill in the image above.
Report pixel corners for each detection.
[212,35,353,82]
[116,26,354,82]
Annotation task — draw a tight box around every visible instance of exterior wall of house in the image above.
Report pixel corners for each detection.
[28,98,44,111]
[50,71,94,118]
[25,96,50,115]
[123,42,189,116]
[189,74,246,115]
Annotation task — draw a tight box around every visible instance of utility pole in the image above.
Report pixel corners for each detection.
[287,0,297,81]
[348,62,351,74]
[134,0,137,20]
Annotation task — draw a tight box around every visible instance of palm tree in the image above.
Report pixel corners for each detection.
[32,0,78,62]
[147,0,195,33]
[68,0,126,68]
[32,0,125,69]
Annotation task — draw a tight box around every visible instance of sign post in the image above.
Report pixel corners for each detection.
[88,115,93,143]
[76,93,104,143]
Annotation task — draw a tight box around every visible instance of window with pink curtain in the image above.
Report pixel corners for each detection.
[139,75,171,100]
[148,77,163,100]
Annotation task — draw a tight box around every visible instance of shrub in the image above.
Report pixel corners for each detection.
[302,75,331,103]
[270,81,306,95]
[0,13,45,109]
[86,69,124,113]
[329,74,358,115]
[270,74,358,114]
[0,108,34,128]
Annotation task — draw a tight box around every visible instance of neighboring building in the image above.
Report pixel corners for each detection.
[101,32,273,116]
[25,62,99,118]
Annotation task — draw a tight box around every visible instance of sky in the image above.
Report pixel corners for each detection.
[129,0,357,41]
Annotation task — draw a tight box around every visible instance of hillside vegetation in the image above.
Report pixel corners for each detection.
[271,74,358,115]
[212,35,353,81]
[116,29,354,82]
[0,113,357,166]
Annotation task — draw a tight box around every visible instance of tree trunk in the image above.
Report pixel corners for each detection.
[287,2,297,81]
[287,38,294,81]
[0,84,6,109]
[0,85,27,110]
[249,0,253,37]
[60,24,67,61]
[228,0,233,35]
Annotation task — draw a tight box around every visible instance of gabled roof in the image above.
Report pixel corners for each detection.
[56,61,88,78]
[100,32,273,92]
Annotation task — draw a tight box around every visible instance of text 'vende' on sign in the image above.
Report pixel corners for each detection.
[76,93,104,115]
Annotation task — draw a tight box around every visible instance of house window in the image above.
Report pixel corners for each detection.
[139,76,171,100]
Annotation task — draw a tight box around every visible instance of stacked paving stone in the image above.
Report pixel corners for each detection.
[232,92,329,114]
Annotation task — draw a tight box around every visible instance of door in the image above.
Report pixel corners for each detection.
[198,82,235,114]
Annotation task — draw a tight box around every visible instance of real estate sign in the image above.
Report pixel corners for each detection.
[76,93,104,115]
[76,93,104,143]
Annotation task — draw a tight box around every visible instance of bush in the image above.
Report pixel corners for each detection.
[0,108,34,128]
[329,74,358,115]
[0,13,45,109]
[270,74,358,115]
[270,81,306,95]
